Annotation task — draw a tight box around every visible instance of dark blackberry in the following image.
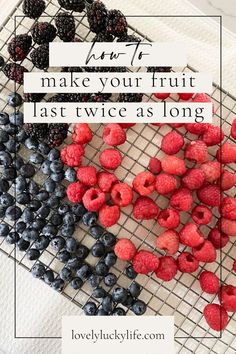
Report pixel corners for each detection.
[147,66,172,73]
[117,34,141,42]
[8,34,32,61]
[61,67,83,72]
[118,93,143,102]
[84,66,126,73]
[58,0,85,12]
[106,9,127,38]
[47,93,81,102]
[93,32,114,42]
[31,22,57,44]
[55,12,75,42]
[3,63,28,85]
[30,44,49,70]
[87,1,108,34]
[88,93,111,102]
[23,0,46,19]
[47,123,69,147]
[24,123,48,139]
[24,93,45,102]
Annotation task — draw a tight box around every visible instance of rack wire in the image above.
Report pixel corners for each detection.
[0,0,235,353]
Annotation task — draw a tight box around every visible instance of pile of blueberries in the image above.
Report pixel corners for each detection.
[0,92,147,316]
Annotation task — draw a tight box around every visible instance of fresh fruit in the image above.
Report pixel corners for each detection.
[156,230,179,255]
[77,166,97,186]
[199,271,219,294]
[114,238,137,261]
[155,173,178,195]
[203,304,228,331]
[82,188,105,211]
[99,148,122,170]
[31,22,57,44]
[111,182,133,207]
[72,123,92,145]
[177,252,199,273]
[55,12,75,42]
[155,256,177,281]
[170,188,193,211]
[161,131,184,155]
[148,157,161,174]
[132,250,159,274]
[179,223,204,247]
[157,208,180,229]
[99,204,120,227]
[192,240,216,263]
[161,156,186,176]
[23,0,46,19]
[8,34,32,61]
[103,123,126,146]
[133,196,158,220]
[191,205,212,225]
[133,171,155,196]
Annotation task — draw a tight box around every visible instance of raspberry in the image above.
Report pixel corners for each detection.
[155,173,178,195]
[178,93,194,100]
[182,168,205,190]
[161,156,186,176]
[103,123,126,146]
[156,230,179,255]
[185,140,208,163]
[110,183,133,207]
[200,161,221,183]
[155,256,178,281]
[157,208,180,229]
[161,131,184,155]
[67,182,87,203]
[192,240,216,263]
[221,218,236,236]
[148,157,162,174]
[199,271,219,294]
[133,171,155,196]
[119,123,136,129]
[197,185,220,207]
[193,93,214,113]
[179,223,205,247]
[219,285,236,312]
[203,304,228,332]
[61,144,84,167]
[82,188,105,211]
[169,123,184,128]
[177,252,199,273]
[208,228,229,249]
[97,172,118,192]
[219,170,236,191]
[99,149,122,170]
[170,188,193,211]
[233,260,236,273]
[191,205,212,225]
[114,238,137,261]
[132,250,160,274]
[231,118,236,139]
[133,196,159,220]
[154,92,170,100]
[221,197,236,220]
[72,123,92,145]
[77,166,97,187]
[185,123,209,135]
[216,142,236,164]
[99,204,120,227]
[202,125,224,146]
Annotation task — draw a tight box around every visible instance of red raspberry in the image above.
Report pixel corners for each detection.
[170,188,193,211]
[197,185,220,207]
[202,124,224,146]
[178,93,194,100]
[97,172,118,192]
[208,228,229,249]
[103,123,126,146]
[161,131,184,155]
[221,218,236,236]
[111,183,133,207]
[179,223,204,247]
[154,92,170,100]
[200,161,221,183]
[231,118,236,139]
[132,250,160,274]
[148,157,162,174]
[193,93,214,113]
[169,123,184,128]
[177,252,199,273]
[161,156,186,176]
[191,205,212,225]
[72,123,92,145]
[66,182,87,203]
[192,240,216,263]
[219,285,236,312]
[114,238,137,261]
[61,144,84,167]
[221,197,236,220]
[233,260,236,273]
[133,171,155,196]
[82,188,105,211]
[156,230,179,255]
[185,140,208,163]
[133,196,159,220]
[185,123,209,135]
[155,173,178,195]
[99,204,120,227]
[119,123,136,129]
[216,142,236,164]
[203,304,228,332]
[155,256,178,281]
[157,208,180,229]
[99,149,122,170]
[199,271,219,294]
[182,168,205,190]
[219,170,236,191]
[77,166,97,186]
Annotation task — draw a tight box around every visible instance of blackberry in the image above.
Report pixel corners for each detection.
[47,93,81,102]
[147,66,172,73]
[47,123,69,147]
[3,63,28,85]
[88,93,111,102]
[23,0,46,19]
[30,44,49,70]
[58,0,85,12]
[24,93,45,102]
[87,1,108,34]
[118,93,143,102]
[106,9,127,38]
[62,67,83,72]
[24,123,48,139]
[31,22,57,44]
[117,34,140,42]
[93,32,114,42]
[8,34,32,61]
[55,12,75,42]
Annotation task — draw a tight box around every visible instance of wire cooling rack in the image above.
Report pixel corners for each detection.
[0,0,236,353]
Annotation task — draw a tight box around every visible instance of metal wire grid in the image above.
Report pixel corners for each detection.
[0,1,235,353]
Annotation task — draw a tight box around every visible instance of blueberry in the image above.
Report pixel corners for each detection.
[16,193,31,205]
[0,130,9,143]
[54,185,66,197]
[5,138,20,153]
[102,295,113,313]
[2,167,16,180]
[58,250,71,263]
[34,236,50,250]
[7,93,23,108]
[71,203,87,218]
[51,172,64,182]
[122,293,134,307]
[0,179,9,193]
[30,152,44,164]
[44,270,54,284]
[28,181,39,195]
[28,199,41,211]
[89,225,104,239]
[50,160,63,173]
[31,263,45,278]
[16,221,26,233]
[60,267,72,281]
[48,148,60,161]
[89,274,101,288]
[46,196,60,208]
[131,300,146,315]
[0,56,5,67]
[112,288,128,303]
[66,257,82,270]
[104,273,117,287]
[65,167,76,182]
[6,232,20,244]
[36,190,49,201]
[0,193,14,207]
[76,245,89,259]
[27,248,40,261]
[63,212,76,226]
[70,277,83,290]
[58,204,70,215]
[16,129,28,142]
[104,252,117,268]
[101,232,116,248]
[0,206,6,218]
[91,242,106,257]
[96,309,108,316]
[17,238,30,251]
[25,137,38,150]
[95,262,109,276]
[37,205,50,218]
[84,302,97,316]
[52,278,64,291]
[128,282,141,298]
[76,264,92,281]
[65,237,77,253]
[21,209,34,223]
[5,206,22,221]
[50,237,65,251]
[112,308,126,316]
[22,228,39,241]
[0,143,5,151]
[12,156,24,170]
[82,212,97,227]
[41,161,51,175]
[43,178,56,193]
[20,164,35,178]
[3,123,18,135]
[32,218,46,230]
[50,213,63,226]
[125,265,137,279]
[42,224,58,238]
[60,225,75,237]
[38,142,50,155]
[0,112,9,125]
[92,287,106,299]
[15,176,27,193]
[0,224,10,237]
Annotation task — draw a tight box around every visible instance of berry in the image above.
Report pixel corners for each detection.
[44,270,55,285]
[27,249,40,261]
[182,168,205,190]
[231,118,236,139]
[216,142,236,164]
[48,123,68,147]
[156,230,179,255]
[65,168,76,182]
[99,204,120,227]
[131,300,147,315]
[0,112,9,125]
[200,161,221,183]
[177,252,199,273]
[197,185,220,207]
[23,0,46,19]
[103,123,126,146]
[0,224,9,237]
[8,34,32,61]
[55,12,75,42]
[199,271,219,294]
[72,123,92,144]
[148,157,161,174]
[208,228,229,249]
[118,93,143,102]
[114,238,137,261]
[185,123,208,135]
[219,285,236,312]
[119,123,136,129]
[106,9,128,37]
[92,287,106,299]
[6,232,20,244]
[92,242,106,257]
[97,171,118,192]
[221,218,236,236]
[20,163,35,178]
[178,93,194,100]
[161,156,186,176]
[84,302,97,316]
[112,308,126,316]
[233,260,236,272]
[82,211,97,227]
[192,240,216,263]
[77,166,97,186]
[161,131,184,155]
[203,304,228,331]
[82,188,105,211]
[99,148,122,170]
[157,208,180,229]
[101,232,116,248]
[5,206,22,221]
[3,63,28,84]
[202,124,224,146]
[95,262,109,276]
[133,171,155,196]
[220,170,236,191]
[133,196,158,220]
[58,0,85,12]
[30,44,49,69]
[125,265,137,279]
[89,225,104,240]
[193,93,214,112]
[155,256,178,281]
[61,144,84,167]
[52,279,65,292]
[104,273,117,287]
[221,197,236,220]
[191,205,212,225]
[132,250,159,274]
[104,252,117,268]
[185,140,208,163]
[155,173,178,195]
[0,56,5,67]
[154,93,170,100]
[7,93,23,107]
[50,237,66,252]
[17,238,30,252]
[170,188,192,211]
[87,1,108,34]
[111,182,133,207]
[31,263,45,278]
[31,22,57,44]
[112,287,128,303]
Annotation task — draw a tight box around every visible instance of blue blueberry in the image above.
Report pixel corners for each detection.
[112,288,128,304]
[16,129,28,143]
[131,300,146,315]
[31,263,45,278]
[37,205,50,218]
[112,308,126,316]
[9,111,23,125]
[0,193,14,207]
[46,196,60,208]
[27,248,40,261]
[76,264,92,281]
[15,176,27,193]
[58,203,70,215]
[128,282,141,298]
[17,238,30,251]
[0,179,9,193]
[50,160,63,173]
[84,302,97,316]
[2,167,16,180]
[0,112,9,125]
[92,287,106,299]
[50,237,65,251]
[48,148,60,161]
[16,192,31,205]
[65,167,76,182]
[38,142,50,155]
[5,138,20,153]
[12,156,24,170]
[65,237,77,253]
[24,137,38,150]
[28,180,39,195]
[71,203,87,218]
[42,224,58,238]
[89,225,104,239]
[104,252,117,268]
[54,185,66,197]
[89,274,101,288]
[20,163,35,178]
[30,152,44,164]
[43,270,54,284]
[95,262,109,276]
[43,178,56,193]
[96,309,108,316]
[102,295,113,313]
[104,273,117,287]
[41,161,51,175]
[22,228,39,241]
[3,123,18,135]
[0,224,10,237]
[0,130,9,143]
[50,213,63,226]
[6,232,20,244]
[52,278,64,291]
[125,265,137,279]
[60,225,75,237]
[5,206,22,220]
[66,257,82,270]
[71,277,83,290]
[21,209,34,223]
[16,222,26,233]
[76,245,89,259]
[60,267,72,281]
[51,172,64,182]
[36,190,49,201]
[32,218,46,230]
[58,250,71,263]
[91,242,106,257]
[28,199,41,211]
[7,93,23,107]
[101,232,116,248]
[82,212,97,227]
[34,236,50,250]
[63,212,76,226]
